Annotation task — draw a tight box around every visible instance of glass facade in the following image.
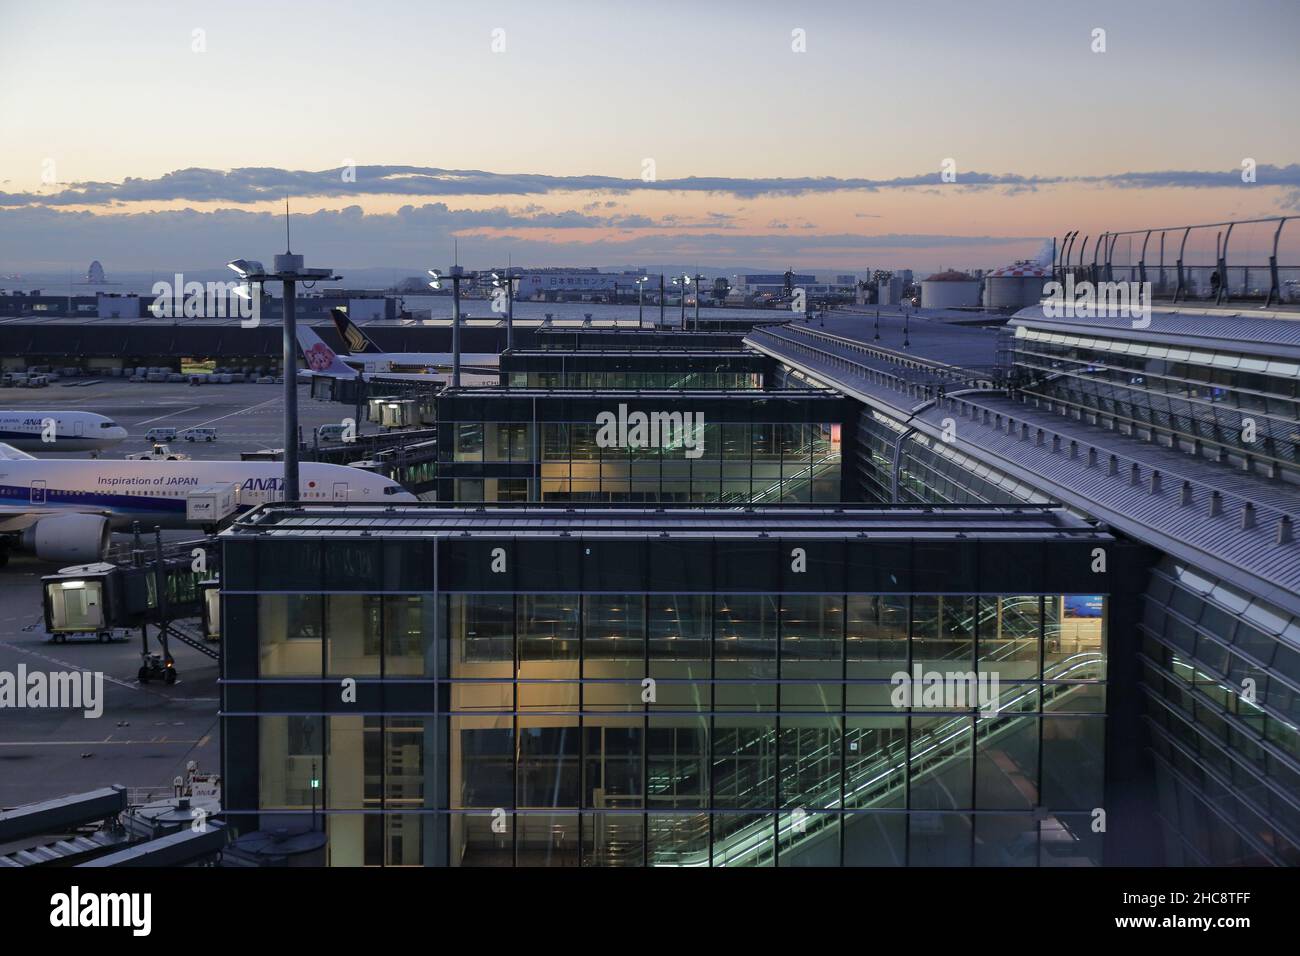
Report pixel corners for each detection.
[1010,325,1300,484]
[507,370,763,389]
[1138,557,1300,865]
[433,391,852,504]
[755,319,1300,867]
[221,524,1118,867]
[855,407,1051,506]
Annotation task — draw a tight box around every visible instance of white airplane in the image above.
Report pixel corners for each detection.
[296,324,496,386]
[0,410,128,452]
[0,444,416,566]
[297,325,436,383]
[330,308,499,376]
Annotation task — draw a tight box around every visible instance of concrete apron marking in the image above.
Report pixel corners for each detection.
[191,395,282,429]
[135,405,201,426]
[0,640,138,691]
[0,739,204,746]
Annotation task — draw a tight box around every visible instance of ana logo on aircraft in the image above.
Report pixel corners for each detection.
[305,343,337,371]
[242,476,285,492]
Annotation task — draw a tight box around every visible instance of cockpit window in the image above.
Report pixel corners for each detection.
[100,421,119,428]
[383,485,402,495]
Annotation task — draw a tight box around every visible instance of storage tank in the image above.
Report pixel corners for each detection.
[983,260,1051,308]
[920,270,980,308]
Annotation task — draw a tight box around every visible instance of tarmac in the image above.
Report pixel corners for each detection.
[0,377,383,809]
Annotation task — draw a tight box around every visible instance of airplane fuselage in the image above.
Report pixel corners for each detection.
[0,458,415,528]
[0,411,129,452]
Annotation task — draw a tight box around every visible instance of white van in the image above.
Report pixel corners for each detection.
[317,423,349,442]
[180,426,217,442]
[145,426,178,442]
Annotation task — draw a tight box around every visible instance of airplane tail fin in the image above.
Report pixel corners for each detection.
[297,325,358,376]
[331,307,380,354]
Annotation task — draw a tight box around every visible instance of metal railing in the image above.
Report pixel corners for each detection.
[1054,216,1300,307]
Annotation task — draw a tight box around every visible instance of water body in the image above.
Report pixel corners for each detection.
[395,296,784,325]
[7,278,793,324]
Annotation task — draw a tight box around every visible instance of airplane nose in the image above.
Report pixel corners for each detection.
[111,427,129,441]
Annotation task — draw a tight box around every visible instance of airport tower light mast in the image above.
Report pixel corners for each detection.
[228,202,340,502]
[428,260,466,387]
[491,265,520,351]
[672,273,692,330]
[692,270,705,331]
[635,275,650,329]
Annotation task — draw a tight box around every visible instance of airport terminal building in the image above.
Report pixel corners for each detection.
[217,296,1298,867]
[748,306,1300,866]
[220,505,1145,867]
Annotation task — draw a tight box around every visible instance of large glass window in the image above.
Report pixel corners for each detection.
[780,716,842,809]
[716,595,777,710]
[327,715,380,811]
[911,595,976,667]
[259,715,322,808]
[518,717,580,808]
[713,717,777,809]
[975,715,1038,809]
[648,717,708,810]
[384,595,434,677]
[781,595,843,711]
[910,714,972,810]
[450,594,513,677]
[583,594,646,679]
[647,812,709,866]
[259,594,323,677]
[325,594,382,676]
[583,717,643,809]
[517,595,579,672]
[453,715,514,809]
[1046,595,1107,676]
[262,583,1108,866]
[517,595,579,711]
[846,595,908,710]
[454,422,483,461]
[979,595,1040,681]
[649,595,710,682]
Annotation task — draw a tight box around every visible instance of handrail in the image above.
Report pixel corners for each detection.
[648,652,1104,865]
[751,326,1300,541]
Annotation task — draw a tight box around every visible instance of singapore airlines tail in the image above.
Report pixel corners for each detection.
[330,307,382,354]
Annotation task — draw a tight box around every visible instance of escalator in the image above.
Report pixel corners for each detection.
[643,652,1104,866]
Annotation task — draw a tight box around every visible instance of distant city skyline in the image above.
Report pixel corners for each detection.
[2,0,1297,271]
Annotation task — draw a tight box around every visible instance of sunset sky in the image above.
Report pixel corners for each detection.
[2,0,1298,273]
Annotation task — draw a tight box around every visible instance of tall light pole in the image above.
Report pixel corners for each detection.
[635,275,650,329]
[229,247,340,503]
[658,274,665,328]
[672,273,692,330]
[429,265,466,386]
[692,272,705,331]
[492,267,519,351]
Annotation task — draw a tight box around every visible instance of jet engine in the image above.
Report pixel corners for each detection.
[19,513,111,563]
